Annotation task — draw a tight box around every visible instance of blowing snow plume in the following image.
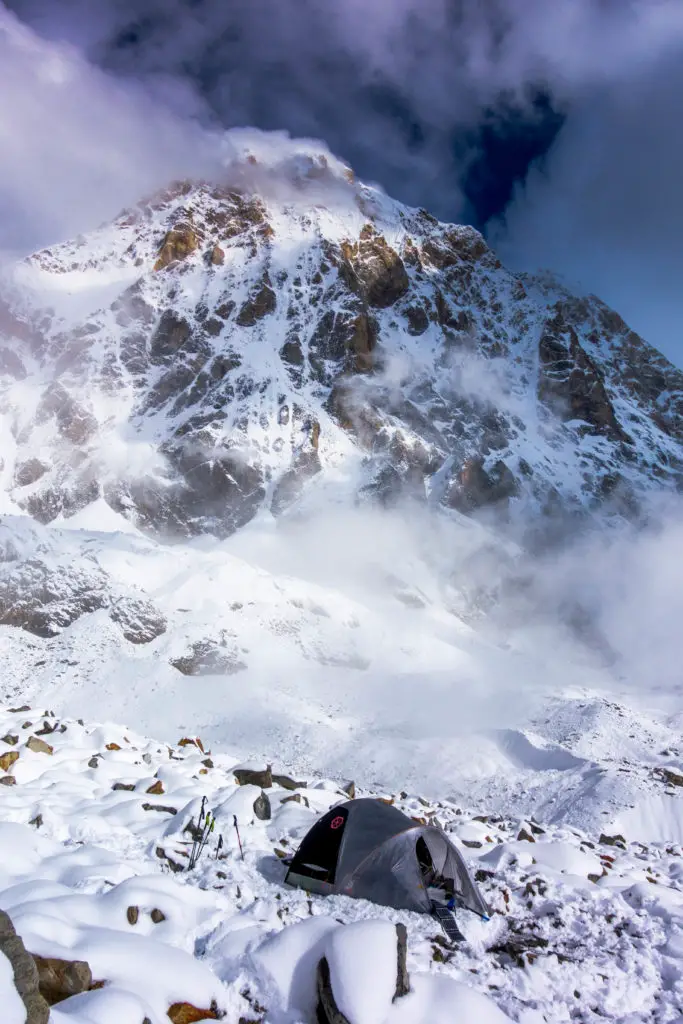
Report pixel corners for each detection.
[0,4,225,254]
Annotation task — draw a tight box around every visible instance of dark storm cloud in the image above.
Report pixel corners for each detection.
[4,0,683,370]
[8,0,683,220]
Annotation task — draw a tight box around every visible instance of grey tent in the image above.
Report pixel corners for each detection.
[284,798,489,919]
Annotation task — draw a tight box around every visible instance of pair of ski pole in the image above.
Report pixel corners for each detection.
[188,798,244,868]
[189,796,216,869]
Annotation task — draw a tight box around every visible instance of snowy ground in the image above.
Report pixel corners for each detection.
[1,705,683,1023]
[1,506,683,1021]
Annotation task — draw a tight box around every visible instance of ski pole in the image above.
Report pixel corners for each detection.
[233,815,244,860]
[216,835,224,860]
[196,814,215,864]
[189,797,208,869]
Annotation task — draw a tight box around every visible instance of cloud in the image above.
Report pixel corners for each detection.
[8,0,683,219]
[0,4,225,254]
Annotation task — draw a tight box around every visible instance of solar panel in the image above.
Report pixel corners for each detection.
[432,904,465,943]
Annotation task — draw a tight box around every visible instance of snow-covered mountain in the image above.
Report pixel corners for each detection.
[1,141,682,541]
[0,138,681,806]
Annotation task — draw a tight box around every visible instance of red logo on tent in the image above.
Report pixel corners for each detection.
[330,816,344,830]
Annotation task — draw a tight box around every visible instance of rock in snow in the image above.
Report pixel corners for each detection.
[0,909,49,1024]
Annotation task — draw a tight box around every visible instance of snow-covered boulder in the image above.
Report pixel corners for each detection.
[318,920,409,1024]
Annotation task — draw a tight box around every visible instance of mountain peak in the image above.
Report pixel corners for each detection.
[0,165,681,540]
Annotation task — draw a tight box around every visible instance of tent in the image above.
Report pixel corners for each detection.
[284,798,489,919]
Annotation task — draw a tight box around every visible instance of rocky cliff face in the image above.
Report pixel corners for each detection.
[1,151,681,542]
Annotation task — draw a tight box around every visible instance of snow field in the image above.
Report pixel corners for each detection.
[0,706,682,1022]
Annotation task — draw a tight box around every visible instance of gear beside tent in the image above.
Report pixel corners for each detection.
[284,798,489,933]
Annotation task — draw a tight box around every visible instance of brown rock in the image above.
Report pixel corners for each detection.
[517,829,536,843]
[151,908,166,924]
[308,307,379,379]
[167,1002,219,1023]
[35,721,56,736]
[0,910,50,1023]
[25,737,53,756]
[208,245,225,266]
[236,279,277,326]
[156,846,185,873]
[279,339,304,366]
[146,780,165,795]
[659,768,683,788]
[316,926,409,1024]
[110,596,167,644]
[142,803,178,815]
[150,311,192,362]
[1,734,18,745]
[172,640,247,677]
[0,775,16,786]
[342,228,409,308]
[446,457,517,514]
[215,300,235,320]
[317,957,351,1024]
[112,782,136,792]
[0,750,19,772]
[35,383,97,446]
[395,923,409,998]
[0,560,109,638]
[127,906,139,926]
[32,955,93,1006]
[154,223,200,271]
[234,766,272,789]
[106,743,122,751]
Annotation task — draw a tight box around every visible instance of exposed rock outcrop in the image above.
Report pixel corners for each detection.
[538,306,629,441]
[154,223,200,271]
[0,559,167,642]
[171,636,247,676]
